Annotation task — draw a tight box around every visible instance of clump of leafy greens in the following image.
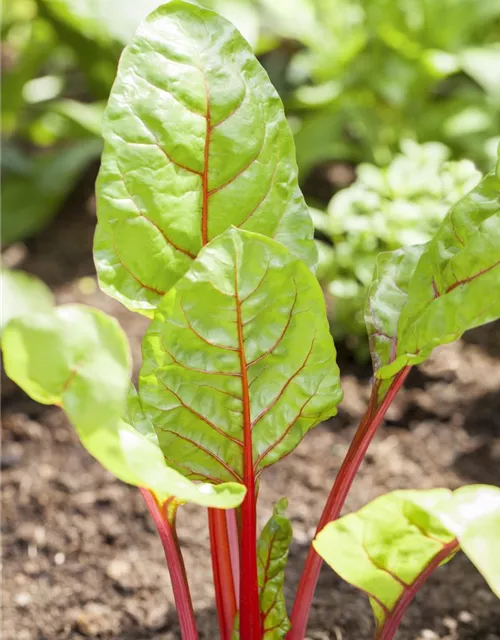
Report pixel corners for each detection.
[315,140,481,357]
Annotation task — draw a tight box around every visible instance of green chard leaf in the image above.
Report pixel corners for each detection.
[2,304,131,420]
[1,304,244,508]
[139,227,342,484]
[1,269,54,332]
[365,168,500,381]
[257,499,293,639]
[365,245,426,376]
[106,386,246,507]
[95,0,316,316]
[314,486,500,638]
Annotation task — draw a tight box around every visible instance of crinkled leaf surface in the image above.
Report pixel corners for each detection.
[374,169,500,379]
[257,498,292,639]
[313,490,458,635]
[1,304,244,508]
[95,0,316,315]
[1,269,54,332]
[314,486,500,636]
[139,228,341,484]
[102,387,246,507]
[365,245,426,376]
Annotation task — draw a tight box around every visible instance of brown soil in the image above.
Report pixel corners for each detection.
[2,169,500,640]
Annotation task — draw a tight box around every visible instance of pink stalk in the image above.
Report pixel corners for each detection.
[226,508,241,604]
[288,367,411,639]
[208,508,237,640]
[139,488,198,640]
[235,275,262,639]
[378,540,460,640]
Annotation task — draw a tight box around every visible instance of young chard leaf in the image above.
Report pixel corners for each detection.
[257,498,293,638]
[107,387,246,507]
[314,486,500,639]
[1,269,54,333]
[372,168,500,380]
[2,304,131,422]
[139,227,342,484]
[95,0,316,315]
[1,305,244,508]
[365,245,425,400]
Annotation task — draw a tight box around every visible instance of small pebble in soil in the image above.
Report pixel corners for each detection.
[418,630,440,640]
[14,592,32,608]
[458,611,474,623]
[443,616,458,631]
[75,602,118,636]
[54,552,65,565]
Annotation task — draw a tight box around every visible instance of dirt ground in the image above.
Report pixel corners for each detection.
[2,168,500,640]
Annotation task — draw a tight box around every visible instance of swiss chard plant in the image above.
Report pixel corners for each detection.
[3,3,500,639]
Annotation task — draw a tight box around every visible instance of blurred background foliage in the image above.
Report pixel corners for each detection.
[2,0,500,356]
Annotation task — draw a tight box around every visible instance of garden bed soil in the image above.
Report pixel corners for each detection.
[2,170,500,639]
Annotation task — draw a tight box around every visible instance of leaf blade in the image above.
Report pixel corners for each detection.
[313,490,458,636]
[371,168,500,380]
[1,269,54,333]
[1,304,245,508]
[95,0,315,315]
[257,498,293,639]
[314,486,500,637]
[139,227,342,484]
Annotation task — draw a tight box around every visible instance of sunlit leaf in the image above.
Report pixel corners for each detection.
[1,269,54,332]
[1,304,244,508]
[96,386,246,507]
[139,227,341,484]
[314,485,500,637]
[460,46,500,97]
[95,0,316,315]
[374,168,500,380]
[2,303,130,419]
[365,245,426,376]
[51,99,106,136]
[257,498,292,638]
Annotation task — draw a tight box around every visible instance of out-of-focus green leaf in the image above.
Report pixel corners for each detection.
[1,139,102,245]
[1,303,245,507]
[95,0,315,316]
[2,304,130,421]
[1,16,56,135]
[460,46,500,97]
[257,498,292,638]
[38,0,166,47]
[51,99,105,136]
[293,109,362,177]
[314,485,500,636]
[139,228,342,484]
[377,168,500,379]
[1,269,54,332]
[1,144,34,175]
[37,0,120,97]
